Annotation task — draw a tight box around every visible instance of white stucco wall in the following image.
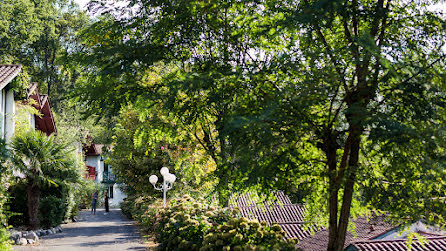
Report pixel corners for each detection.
[5,89,14,143]
[29,112,35,131]
[86,155,102,181]
[109,184,127,207]
[86,155,127,206]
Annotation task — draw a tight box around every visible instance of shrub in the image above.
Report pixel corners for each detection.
[0,227,12,251]
[76,179,101,209]
[125,195,298,251]
[7,184,28,227]
[201,218,297,250]
[156,196,216,250]
[64,187,76,221]
[0,173,12,251]
[120,197,133,219]
[39,196,65,228]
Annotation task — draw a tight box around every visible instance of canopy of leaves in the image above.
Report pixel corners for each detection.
[108,104,216,197]
[75,0,446,240]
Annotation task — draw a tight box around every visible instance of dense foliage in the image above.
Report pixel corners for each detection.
[10,129,83,229]
[0,140,12,250]
[0,0,89,100]
[38,195,65,229]
[0,0,109,239]
[75,1,446,250]
[121,195,297,250]
[107,106,215,197]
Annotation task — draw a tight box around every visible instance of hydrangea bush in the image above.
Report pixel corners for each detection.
[122,195,298,250]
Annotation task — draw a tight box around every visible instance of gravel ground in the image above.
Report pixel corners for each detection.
[14,208,147,251]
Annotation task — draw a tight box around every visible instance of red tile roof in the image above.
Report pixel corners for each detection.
[298,216,395,251]
[279,223,320,240]
[229,191,292,208]
[84,143,108,156]
[347,236,446,251]
[230,191,322,241]
[230,192,445,250]
[239,204,306,224]
[0,64,22,89]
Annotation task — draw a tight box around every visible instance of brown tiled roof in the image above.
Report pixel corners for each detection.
[230,191,322,241]
[0,64,22,89]
[347,236,446,251]
[230,191,444,250]
[240,204,306,224]
[279,223,320,240]
[229,191,292,208]
[298,216,395,251]
[84,142,110,156]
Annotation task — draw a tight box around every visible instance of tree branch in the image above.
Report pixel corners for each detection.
[303,0,348,91]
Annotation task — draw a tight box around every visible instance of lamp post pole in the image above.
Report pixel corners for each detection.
[149,167,176,207]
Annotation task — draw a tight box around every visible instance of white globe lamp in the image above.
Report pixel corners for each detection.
[149,175,158,185]
[149,166,176,207]
[160,166,169,177]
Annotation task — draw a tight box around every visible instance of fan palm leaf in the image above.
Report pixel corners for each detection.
[11,130,81,229]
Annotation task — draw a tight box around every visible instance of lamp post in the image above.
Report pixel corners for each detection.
[149,166,176,207]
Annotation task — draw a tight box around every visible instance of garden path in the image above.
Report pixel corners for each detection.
[14,208,148,251]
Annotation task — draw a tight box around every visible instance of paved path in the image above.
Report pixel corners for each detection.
[14,208,147,251]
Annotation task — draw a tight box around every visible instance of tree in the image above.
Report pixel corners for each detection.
[108,105,216,197]
[0,0,90,107]
[74,0,275,201]
[75,1,446,250]
[226,1,446,250]
[0,0,43,63]
[11,130,81,229]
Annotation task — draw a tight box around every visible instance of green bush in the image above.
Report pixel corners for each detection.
[201,218,297,250]
[124,194,298,251]
[120,197,133,219]
[0,174,12,251]
[64,187,76,221]
[39,196,65,228]
[156,196,215,250]
[76,179,101,209]
[0,227,12,251]
[7,184,28,227]
[121,194,156,233]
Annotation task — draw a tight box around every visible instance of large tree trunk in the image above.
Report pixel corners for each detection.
[325,133,339,251]
[326,126,362,251]
[27,182,41,230]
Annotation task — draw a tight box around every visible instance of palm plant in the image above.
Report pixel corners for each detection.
[11,130,80,229]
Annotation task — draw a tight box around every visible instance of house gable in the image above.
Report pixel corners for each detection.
[0,64,22,90]
[0,64,21,142]
[27,82,57,136]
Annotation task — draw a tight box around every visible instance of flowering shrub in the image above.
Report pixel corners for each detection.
[123,194,298,250]
[201,217,297,250]
[156,195,221,250]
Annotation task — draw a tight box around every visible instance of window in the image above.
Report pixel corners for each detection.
[108,185,114,199]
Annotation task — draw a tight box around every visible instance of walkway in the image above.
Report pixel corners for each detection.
[14,208,147,251]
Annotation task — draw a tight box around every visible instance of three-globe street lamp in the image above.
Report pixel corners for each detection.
[149,167,176,207]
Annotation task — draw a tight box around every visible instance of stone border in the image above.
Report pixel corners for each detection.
[9,226,63,245]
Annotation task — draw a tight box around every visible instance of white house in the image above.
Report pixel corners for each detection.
[84,141,126,207]
[0,64,21,143]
